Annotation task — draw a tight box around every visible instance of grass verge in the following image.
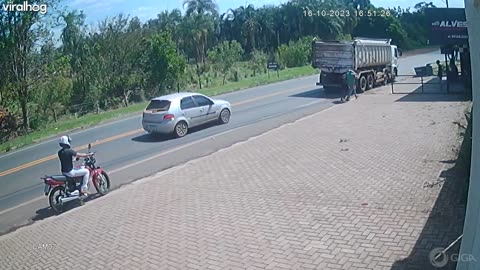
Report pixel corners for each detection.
[1,65,317,153]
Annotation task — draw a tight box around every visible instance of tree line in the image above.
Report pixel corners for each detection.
[0,0,436,141]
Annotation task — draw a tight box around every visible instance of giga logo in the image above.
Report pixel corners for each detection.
[429,248,449,268]
[429,248,477,268]
[431,20,467,28]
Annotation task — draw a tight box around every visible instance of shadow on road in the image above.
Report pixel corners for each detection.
[289,88,342,100]
[131,133,173,143]
[390,112,471,270]
[392,76,470,102]
[131,122,219,143]
[0,193,104,236]
[31,193,102,222]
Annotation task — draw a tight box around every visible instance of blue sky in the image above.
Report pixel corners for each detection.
[65,0,466,25]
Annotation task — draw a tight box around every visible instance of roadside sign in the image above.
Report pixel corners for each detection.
[267,62,279,70]
[425,8,468,46]
[267,62,280,78]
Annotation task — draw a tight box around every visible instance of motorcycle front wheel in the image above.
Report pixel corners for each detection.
[94,171,110,195]
[49,186,66,213]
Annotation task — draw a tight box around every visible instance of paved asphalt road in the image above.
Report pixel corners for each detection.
[0,49,441,235]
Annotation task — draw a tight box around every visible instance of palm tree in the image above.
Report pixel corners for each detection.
[183,0,218,16]
[219,11,235,42]
[242,5,261,51]
[351,0,372,10]
[282,2,302,40]
[151,9,183,48]
[155,9,182,31]
[180,14,214,64]
[257,6,277,51]
[59,11,86,58]
[182,0,218,64]
[229,5,261,51]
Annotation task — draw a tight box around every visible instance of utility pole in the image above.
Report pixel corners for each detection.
[456,0,480,269]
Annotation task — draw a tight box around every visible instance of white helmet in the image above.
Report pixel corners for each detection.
[59,135,72,147]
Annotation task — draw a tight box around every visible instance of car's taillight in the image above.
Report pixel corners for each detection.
[164,114,174,120]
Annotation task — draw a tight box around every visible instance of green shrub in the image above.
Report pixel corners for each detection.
[277,36,314,68]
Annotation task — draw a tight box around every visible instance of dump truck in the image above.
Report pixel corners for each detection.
[312,38,400,92]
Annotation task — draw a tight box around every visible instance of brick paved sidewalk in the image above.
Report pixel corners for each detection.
[0,83,470,270]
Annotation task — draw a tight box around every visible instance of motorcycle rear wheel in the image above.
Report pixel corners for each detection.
[49,186,66,213]
[94,172,110,195]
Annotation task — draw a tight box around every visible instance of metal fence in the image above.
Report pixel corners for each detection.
[390,74,469,95]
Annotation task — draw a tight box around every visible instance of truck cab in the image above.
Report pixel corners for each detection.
[391,45,400,79]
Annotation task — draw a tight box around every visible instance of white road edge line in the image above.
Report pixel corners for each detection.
[0,99,330,217]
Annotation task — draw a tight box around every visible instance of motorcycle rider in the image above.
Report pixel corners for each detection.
[58,135,93,196]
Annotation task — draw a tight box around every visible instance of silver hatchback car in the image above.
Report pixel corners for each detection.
[142,92,232,138]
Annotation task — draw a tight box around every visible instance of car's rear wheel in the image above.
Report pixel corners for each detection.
[173,121,188,138]
[218,109,231,124]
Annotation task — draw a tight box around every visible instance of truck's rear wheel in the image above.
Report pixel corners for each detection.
[358,76,367,93]
[367,74,374,90]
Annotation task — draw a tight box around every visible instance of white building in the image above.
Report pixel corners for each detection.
[456,1,480,269]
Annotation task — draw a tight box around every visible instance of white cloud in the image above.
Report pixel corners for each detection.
[137,6,150,12]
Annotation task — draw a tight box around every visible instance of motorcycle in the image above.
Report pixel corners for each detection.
[41,144,111,213]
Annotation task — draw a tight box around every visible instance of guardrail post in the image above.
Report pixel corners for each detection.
[391,80,394,94]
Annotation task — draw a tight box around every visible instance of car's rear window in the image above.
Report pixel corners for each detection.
[146,100,171,111]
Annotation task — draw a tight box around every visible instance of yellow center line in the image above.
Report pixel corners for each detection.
[0,84,313,177]
[0,129,144,177]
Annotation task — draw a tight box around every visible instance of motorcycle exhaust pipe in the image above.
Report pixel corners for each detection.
[60,196,79,204]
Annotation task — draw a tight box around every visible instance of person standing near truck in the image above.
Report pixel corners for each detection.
[449,58,458,82]
[341,69,358,102]
[436,60,444,91]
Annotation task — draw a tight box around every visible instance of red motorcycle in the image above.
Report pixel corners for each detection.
[42,144,111,213]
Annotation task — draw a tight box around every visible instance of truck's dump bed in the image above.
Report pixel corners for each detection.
[354,38,392,69]
[312,38,393,73]
[312,41,354,73]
